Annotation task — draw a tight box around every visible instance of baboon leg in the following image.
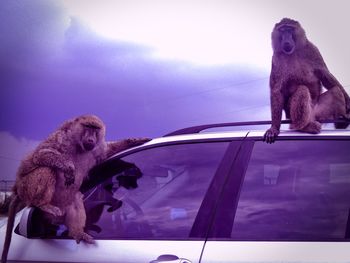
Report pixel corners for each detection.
[315,86,346,120]
[16,167,63,217]
[314,86,350,129]
[289,85,321,133]
[289,85,321,134]
[299,121,322,134]
[65,192,94,244]
[314,86,349,128]
[289,85,312,129]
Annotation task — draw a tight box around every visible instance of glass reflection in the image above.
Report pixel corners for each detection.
[232,140,350,241]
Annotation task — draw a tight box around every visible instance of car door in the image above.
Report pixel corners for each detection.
[202,138,350,263]
[6,139,244,263]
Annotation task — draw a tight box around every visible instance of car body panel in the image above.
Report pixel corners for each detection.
[201,136,350,263]
[4,236,204,263]
[201,241,350,263]
[1,209,204,263]
[1,128,350,263]
[113,131,249,153]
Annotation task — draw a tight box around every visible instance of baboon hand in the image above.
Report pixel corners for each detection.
[64,171,75,186]
[62,161,75,186]
[263,127,280,144]
[62,161,75,174]
[127,138,152,146]
[74,232,95,244]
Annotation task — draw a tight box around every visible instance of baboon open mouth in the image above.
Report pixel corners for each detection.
[282,43,294,54]
[83,142,95,151]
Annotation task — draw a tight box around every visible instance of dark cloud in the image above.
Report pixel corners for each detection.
[0,0,269,142]
[0,0,68,62]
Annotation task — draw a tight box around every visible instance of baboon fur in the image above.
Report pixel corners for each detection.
[1,114,150,263]
[264,18,350,143]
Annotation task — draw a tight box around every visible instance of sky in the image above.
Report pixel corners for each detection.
[0,0,350,181]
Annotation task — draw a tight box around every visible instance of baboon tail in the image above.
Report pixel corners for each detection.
[1,195,22,263]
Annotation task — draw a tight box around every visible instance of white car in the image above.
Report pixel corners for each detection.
[1,121,350,262]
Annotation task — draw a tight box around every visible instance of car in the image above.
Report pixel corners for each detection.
[1,120,350,263]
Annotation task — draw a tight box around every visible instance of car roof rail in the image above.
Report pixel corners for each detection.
[163,119,350,137]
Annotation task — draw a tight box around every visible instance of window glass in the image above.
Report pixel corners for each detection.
[232,140,350,241]
[84,142,229,239]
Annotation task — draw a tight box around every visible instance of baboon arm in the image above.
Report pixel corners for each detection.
[32,148,74,173]
[316,68,346,92]
[264,88,284,143]
[105,138,151,159]
[270,87,284,130]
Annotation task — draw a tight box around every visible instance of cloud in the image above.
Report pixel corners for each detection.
[0,132,39,181]
[0,1,270,140]
[0,0,275,147]
[0,0,69,63]
[63,0,273,67]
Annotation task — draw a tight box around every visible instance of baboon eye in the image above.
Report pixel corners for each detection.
[82,124,101,130]
[279,26,294,33]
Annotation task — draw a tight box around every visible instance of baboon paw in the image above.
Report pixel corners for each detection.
[64,173,75,187]
[41,206,64,217]
[62,161,75,175]
[302,121,321,134]
[263,127,279,144]
[52,207,64,217]
[74,232,95,244]
[128,138,152,146]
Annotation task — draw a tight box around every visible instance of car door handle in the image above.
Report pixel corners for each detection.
[149,254,192,263]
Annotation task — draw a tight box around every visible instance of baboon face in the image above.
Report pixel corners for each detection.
[73,115,106,152]
[277,25,296,55]
[272,18,306,55]
[80,124,101,151]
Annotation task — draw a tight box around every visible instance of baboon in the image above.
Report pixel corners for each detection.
[1,115,150,263]
[263,18,350,143]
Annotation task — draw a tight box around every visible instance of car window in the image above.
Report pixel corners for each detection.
[231,140,350,241]
[82,142,229,240]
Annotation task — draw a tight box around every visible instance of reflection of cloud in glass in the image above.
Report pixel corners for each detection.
[134,206,200,238]
[233,140,350,240]
[119,204,200,238]
[106,142,230,238]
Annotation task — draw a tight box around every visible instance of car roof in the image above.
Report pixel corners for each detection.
[156,119,350,144]
[150,128,350,145]
[111,120,350,158]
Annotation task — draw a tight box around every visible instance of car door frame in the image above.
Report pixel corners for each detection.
[201,135,350,263]
[8,136,249,263]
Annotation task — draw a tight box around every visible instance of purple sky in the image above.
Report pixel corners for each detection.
[0,0,270,180]
[1,0,349,181]
[0,0,269,142]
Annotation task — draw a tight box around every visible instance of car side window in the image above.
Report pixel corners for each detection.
[232,140,350,241]
[84,142,229,240]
